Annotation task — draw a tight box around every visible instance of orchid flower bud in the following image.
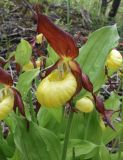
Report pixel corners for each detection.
[75,97,94,113]
[36,69,77,108]
[23,60,41,71]
[0,88,14,120]
[36,33,43,44]
[106,49,123,70]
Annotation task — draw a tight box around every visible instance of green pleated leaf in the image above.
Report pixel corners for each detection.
[0,124,15,158]
[103,122,123,145]
[37,107,61,135]
[0,150,6,160]
[0,138,15,158]
[104,92,121,110]
[83,111,102,145]
[8,149,23,160]
[16,69,40,99]
[15,39,32,66]
[77,25,119,92]
[67,139,97,160]
[111,152,123,160]
[14,118,61,160]
[99,145,111,160]
[38,107,62,123]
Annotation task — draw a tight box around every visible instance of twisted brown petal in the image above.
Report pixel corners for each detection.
[80,71,115,129]
[69,60,83,95]
[93,93,115,130]
[12,87,25,116]
[81,72,93,92]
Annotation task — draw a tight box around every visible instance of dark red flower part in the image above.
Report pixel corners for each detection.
[80,70,114,129]
[0,67,13,86]
[69,60,83,94]
[81,72,93,92]
[15,63,21,74]
[12,87,25,116]
[36,13,79,59]
[93,94,106,115]
[93,93,115,130]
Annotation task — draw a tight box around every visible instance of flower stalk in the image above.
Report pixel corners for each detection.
[61,109,74,160]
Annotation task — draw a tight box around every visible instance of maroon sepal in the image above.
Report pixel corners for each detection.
[93,94,115,130]
[0,67,13,86]
[81,72,93,92]
[12,88,25,116]
[36,13,79,59]
[15,63,21,74]
[69,60,83,94]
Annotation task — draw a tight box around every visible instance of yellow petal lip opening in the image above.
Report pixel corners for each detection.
[36,70,77,108]
[62,57,72,62]
[0,88,14,120]
[75,97,94,113]
[106,49,123,70]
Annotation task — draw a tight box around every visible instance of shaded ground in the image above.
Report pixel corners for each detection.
[0,0,93,57]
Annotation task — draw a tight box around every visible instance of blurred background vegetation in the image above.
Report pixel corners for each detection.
[28,0,123,33]
[0,0,123,54]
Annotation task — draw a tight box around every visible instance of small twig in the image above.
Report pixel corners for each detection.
[22,0,37,16]
[10,6,21,13]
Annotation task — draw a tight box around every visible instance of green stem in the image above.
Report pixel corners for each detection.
[61,111,74,160]
[84,113,92,140]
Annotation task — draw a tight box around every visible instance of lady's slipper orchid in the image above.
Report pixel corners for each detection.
[0,67,25,116]
[35,11,115,129]
[106,49,123,70]
[36,13,82,95]
[0,88,14,120]
[36,69,77,107]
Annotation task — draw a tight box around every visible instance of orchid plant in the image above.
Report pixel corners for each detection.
[35,11,116,129]
[0,5,123,160]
